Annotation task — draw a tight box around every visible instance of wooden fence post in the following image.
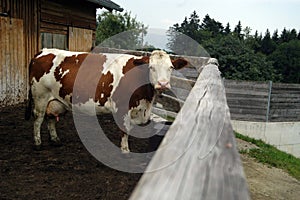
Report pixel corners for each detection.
[266,80,273,122]
[129,61,250,200]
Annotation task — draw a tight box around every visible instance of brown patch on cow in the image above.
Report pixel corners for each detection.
[172,58,188,70]
[95,71,114,106]
[55,53,111,104]
[112,57,154,131]
[113,57,154,110]
[122,57,137,74]
[29,53,56,82]
[130,57,149,71]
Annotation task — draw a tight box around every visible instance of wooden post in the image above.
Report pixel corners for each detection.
[130,61,250,200]
[266,80,273,122]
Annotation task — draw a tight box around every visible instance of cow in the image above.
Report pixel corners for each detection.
[25,48,188,153]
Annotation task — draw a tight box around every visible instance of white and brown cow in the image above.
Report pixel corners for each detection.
[25,48,188,153]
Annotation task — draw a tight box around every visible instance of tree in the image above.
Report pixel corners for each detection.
[243,26,252,39]
[280,28,289,43]
[269,40,300,83]
[290,29,298,40]
[167,11,208,56]
[233,21,243,39]
[272,29,279,43]
[203,35,278,81]
[260,29,276,55]
[166,11,300,83]
[167,25,208,56]
[245,30,261,53]
[96,11,147,49]
[224,23,231,35]
[201,14,224,36]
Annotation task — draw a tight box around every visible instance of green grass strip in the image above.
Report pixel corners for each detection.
[235,132,300,181]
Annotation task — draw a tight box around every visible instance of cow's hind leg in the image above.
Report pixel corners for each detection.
[121,114,133,153]
[47,118,62,146]
[32,93,50,150]
[121,132,130,153]
[33,105,46,150]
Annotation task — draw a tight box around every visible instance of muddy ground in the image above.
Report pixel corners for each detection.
[1,103,300,199]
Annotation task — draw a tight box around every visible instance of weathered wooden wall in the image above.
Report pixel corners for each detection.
[224,80,300,122]
[130,61,249,200]
[0,0,39,73]
[0,0,97,106]
[0,0,38,106]
[162,77,300,122]
[223,79,270,122]
[0,17,26,105]
[270,82,300,122]
[40,0,96,51]
[69,27,93,52]
[40,0,97,31]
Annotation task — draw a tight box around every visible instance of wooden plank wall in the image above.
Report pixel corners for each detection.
[224,79,270,122]
[0,17,25,106]
[0,0,38,107]
[270,82,300,122]
[130,61,249,200]
[0,0,97,106]
[223,80,300,122]
[0,0,39,74]
[69,27,93,52]
[163,78,300,122]
[40,0,97,30]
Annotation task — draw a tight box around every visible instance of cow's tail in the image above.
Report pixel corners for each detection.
[25,88,33,120]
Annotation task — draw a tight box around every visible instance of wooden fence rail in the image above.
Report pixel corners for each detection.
[224,80,300,122]
[159,78,300,122]
[130,61,249,200]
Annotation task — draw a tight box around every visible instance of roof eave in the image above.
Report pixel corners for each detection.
[86,0,124,12]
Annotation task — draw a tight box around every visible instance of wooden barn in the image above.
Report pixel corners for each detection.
[0,0,123,106]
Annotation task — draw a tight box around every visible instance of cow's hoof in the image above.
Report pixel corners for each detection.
[33,145,42,151]
[121,148,130,154]
[49,139,62,147]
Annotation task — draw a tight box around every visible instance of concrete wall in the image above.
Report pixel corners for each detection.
[231,120,300,158]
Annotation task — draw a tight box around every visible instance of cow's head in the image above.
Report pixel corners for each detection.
[134,50,188,90]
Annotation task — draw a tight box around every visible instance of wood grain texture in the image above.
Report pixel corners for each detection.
[130,64,249,200]
[68,27,93,52]
[0,17,25,106]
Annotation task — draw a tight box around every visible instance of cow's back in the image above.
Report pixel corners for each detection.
[29,49,142,111]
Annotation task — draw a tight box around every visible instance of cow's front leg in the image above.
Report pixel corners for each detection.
[47,118,61,146]
[121,132,130,153]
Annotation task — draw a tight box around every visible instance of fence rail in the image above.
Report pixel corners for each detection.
[224,80,300,122]
[158,78,300,122]
[130,60,249,200]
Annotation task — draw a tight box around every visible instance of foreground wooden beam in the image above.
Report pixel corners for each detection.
[130,61,250,200]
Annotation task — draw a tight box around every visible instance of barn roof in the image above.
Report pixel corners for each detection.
[86,0,124,12]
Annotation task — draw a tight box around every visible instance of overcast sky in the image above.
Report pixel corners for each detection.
[100,0,299,49]
[112,0,299,34]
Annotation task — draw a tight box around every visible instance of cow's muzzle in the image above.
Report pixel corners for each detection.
[155,81,171,90]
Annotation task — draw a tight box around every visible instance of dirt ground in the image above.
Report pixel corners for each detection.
[237,139,300,200]
[1,103,300,200]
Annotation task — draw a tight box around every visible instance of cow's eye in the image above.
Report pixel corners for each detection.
[170,66,175,70]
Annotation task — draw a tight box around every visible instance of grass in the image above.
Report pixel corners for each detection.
[235,132,300,181]
[165,115,176,122]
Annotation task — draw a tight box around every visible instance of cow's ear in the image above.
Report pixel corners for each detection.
[133,57,149,65]
[172,58,188,70]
